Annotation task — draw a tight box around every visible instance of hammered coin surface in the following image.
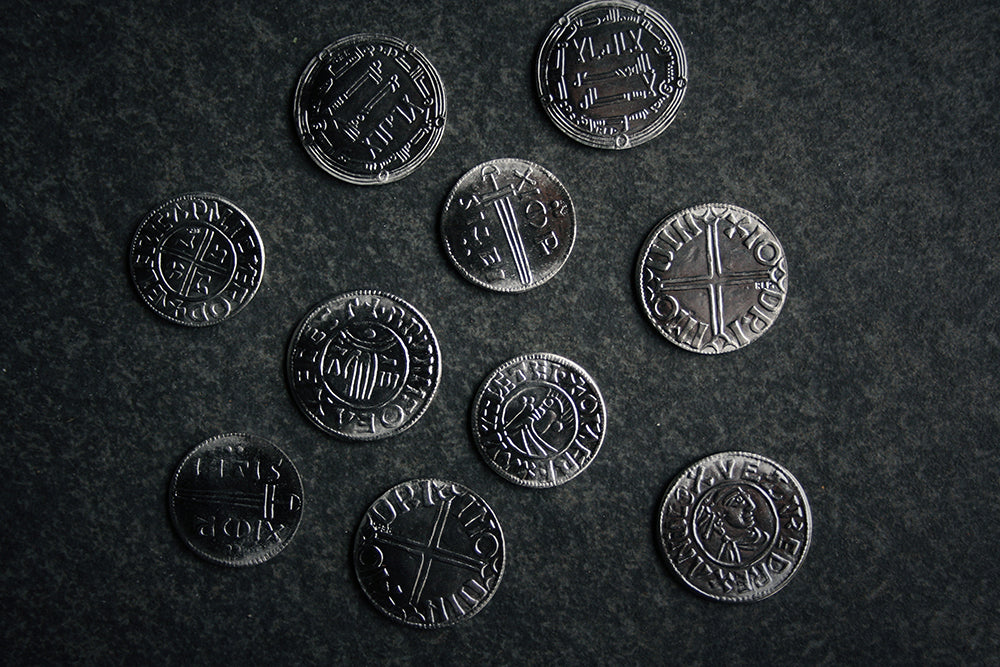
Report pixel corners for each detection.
[169,433,304,567]
[441,158,576,292]
[536,0,687,149]
[129,193,264,326]
[293,33,447,185]
[472,353,606,487]
[636,203,788,353]
[657,451,812,602]
[354,479,505,628]
[287,290,441,440]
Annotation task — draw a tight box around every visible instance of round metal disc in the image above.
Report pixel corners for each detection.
[286,290,441,440]
[293,33,447,185]
[168,433,304,567]
[129,193,264,326]
[535,0,687,149]
[441,158,576,292]
[657,451,812,602]
[354,479,505,628]
[636,203,788,353]
[471,353,606,487]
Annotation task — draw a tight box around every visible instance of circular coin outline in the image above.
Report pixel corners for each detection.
[168,433,304,567]
[129,193,265,327]
[353,478,506,629]
[286,290,441,441]
[471,353,606,488]
[657,451,812,602]
[293,33,447,185]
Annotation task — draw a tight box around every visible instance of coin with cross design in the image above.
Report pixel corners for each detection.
[636,203,788,353]
[354,479,505,628]
[129,194,264,326]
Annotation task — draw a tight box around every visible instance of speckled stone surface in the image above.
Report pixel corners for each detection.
[1,1,998,663]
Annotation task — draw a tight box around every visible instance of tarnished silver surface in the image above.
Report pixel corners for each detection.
[129,193,264,326]
[657,451,811,602]
[286,290,440,440]
[354,479,505,628]
[441,158,576,292]
[293,33,447,185]
[536,0,687,149]
[472,353,605,487]
[636,203,788,353]
[169,433,303,567]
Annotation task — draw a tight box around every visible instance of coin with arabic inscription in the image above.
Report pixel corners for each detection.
[169,433,304,567]
[354,479,505,628]
[657,451,812,602]
[294,33,447,184]
[129,193,264,326]
[636,203,788,353]
[536,0,687,149]
[286,290,441,440]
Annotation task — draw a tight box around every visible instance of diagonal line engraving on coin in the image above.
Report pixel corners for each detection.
[493,196,533,285]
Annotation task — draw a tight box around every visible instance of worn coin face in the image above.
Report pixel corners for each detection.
[472,353,605,487]
[636,203,788,353]
[293,33,447,185]
[354,479,505,628]
[169,433,304,566]
[536,0,687,149]
[657,451,811,602]
[441,159,576,292]
[129,193,264,326]
[287,290,441,440]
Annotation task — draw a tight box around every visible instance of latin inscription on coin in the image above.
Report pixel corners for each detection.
[536,0,687,149]
[130,193,264,326]
[636,203,788,353]
[287,290,441,440]
[472,353,606,487]
[657,451,812,602]
[354,479,505,628]
[294,33,447,185]
[441,159,576,292]
[169,433,304,566]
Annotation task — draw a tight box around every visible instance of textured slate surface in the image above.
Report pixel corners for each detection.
[1,1,998,664]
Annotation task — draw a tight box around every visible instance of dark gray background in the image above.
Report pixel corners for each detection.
[2,1,997,664]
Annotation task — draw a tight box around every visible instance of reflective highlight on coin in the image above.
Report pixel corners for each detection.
[129,193,264,326]
[287,290,441,440]
[472,353,605,487]
[354,479,505,628]
[441,159,576,292]
[636,203,788,353]
[536,0,687,149]
[294,33,447,184]
[169,433,303,566]
[657,451,811,602]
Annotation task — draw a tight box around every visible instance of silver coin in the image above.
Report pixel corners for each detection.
[129,193,264,326]
[441,159,576,292]
[169,433,304,567]
[354,479,505,628]
[286,290,441,440]
[657,451,812,602]
[636,203,788,353]
[472,353,605,487]
[293,33,447,185]
[535,0,687,149]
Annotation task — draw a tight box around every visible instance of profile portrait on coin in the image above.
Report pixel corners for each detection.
[693,483,775,566]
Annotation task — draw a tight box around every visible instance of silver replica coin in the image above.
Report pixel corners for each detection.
[129,193,264,326]
[636,203,788,353]
[472,353,605,487]
[354,479,505,628]
[536,0,687,149]
[657,451,812,602]
[169,433,304,567]
[287,290,441,440]
[293,33,447,185]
